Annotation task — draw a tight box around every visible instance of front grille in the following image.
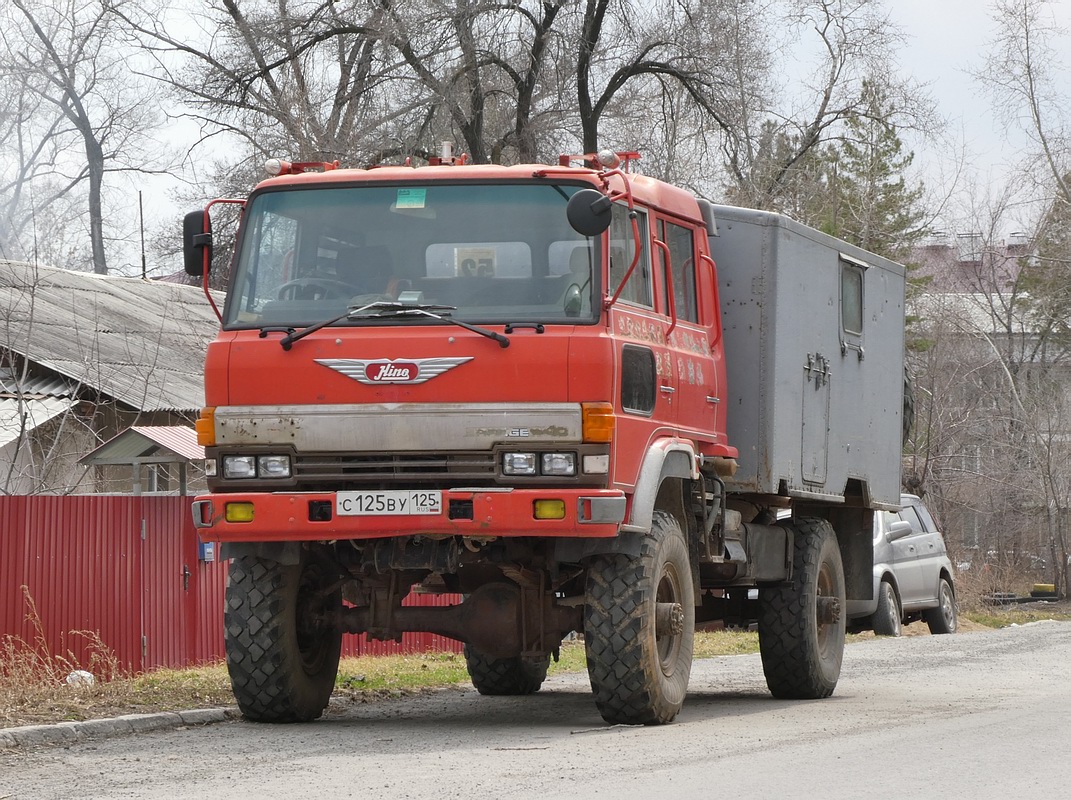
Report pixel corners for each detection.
[293,451,498,488]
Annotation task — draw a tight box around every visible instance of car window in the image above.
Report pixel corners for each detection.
[898,506,925,534]
[913,501,939,532]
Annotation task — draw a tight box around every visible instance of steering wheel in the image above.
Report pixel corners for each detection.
[276,277,357,301]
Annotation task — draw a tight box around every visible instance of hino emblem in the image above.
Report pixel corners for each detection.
[316,357,474,385]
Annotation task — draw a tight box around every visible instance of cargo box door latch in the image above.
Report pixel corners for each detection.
[804,352,831,388]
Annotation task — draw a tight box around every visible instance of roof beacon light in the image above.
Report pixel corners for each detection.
[441,141,454,161]
[264,158,341,176]
[597,149,620,168]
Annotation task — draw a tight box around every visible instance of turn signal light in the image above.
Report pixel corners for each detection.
[581,402,614,443]
[196,408,216,446]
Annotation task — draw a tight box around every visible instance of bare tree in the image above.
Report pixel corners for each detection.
[116,0,403,165]
[0,0,173,275]
[978,0,1071,206]
[0,38,84,263]
[717,0,934,209]
[373,0,575,164]
[907,181,1071,597]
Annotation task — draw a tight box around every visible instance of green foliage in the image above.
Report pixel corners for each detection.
[729,81,928,267]
[821,80,928,263]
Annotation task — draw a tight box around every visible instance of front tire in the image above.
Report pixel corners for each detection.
[225,551,343,722]
[924,577,958,634]
[584,510,695,725]
[872,579,902,637]
[758,517,846,699]
[464,646,550,695]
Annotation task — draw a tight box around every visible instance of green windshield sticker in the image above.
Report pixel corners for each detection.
[396,188,427,209]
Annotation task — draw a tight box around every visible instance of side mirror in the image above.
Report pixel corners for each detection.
[183,210,213,277]
[567,189,612,236]
[886,519,913,541]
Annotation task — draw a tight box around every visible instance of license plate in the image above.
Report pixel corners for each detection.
[336,490,442,516]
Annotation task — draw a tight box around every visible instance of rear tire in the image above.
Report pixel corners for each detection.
[225,551,342,722]
[758,517,845,699]
[584,510,694,725]
[924,577,958,634]
[872,579,902,637]
[464,646,550,695]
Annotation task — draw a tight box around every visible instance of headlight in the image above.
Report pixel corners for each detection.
[221,454,291,479]
[257,455,292,478]
[222,455,256,479]
[503,452,537,475]
[541,453,576,476]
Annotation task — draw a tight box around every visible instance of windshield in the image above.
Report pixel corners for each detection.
[224,182,599,328]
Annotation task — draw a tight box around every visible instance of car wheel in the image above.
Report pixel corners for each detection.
[924,577,957,634]
[872,579,902,637]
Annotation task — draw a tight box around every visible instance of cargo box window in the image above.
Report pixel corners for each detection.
[840,258,865,336]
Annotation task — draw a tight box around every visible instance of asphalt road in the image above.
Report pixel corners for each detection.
[3,621,1070,800]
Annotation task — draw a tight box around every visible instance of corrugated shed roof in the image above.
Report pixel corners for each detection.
[0,368,76,399]
[0,397,75,448]
[0,260,223,413]
[80,425,204,464]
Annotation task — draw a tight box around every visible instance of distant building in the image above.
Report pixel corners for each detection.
[0,260,222,494]
[911,231,1033,293]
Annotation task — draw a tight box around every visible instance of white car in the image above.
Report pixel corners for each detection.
[846,494,958,636]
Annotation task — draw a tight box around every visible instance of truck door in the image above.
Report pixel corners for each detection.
[607,203,677,489]
[655,218,720,443]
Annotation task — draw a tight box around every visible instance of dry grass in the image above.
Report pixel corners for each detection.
[0,587,203,728]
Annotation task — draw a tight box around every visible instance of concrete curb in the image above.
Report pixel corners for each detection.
[0,707,239,752]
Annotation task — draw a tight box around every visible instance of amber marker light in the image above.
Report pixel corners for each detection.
[581,402,615,443]
[533,499,566,520]
[225,502,255,523]
[196,407,216,447]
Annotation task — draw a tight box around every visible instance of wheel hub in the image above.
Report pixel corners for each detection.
[656,601,685,636]
[816,595,842,625]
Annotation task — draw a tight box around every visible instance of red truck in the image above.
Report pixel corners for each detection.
[185,148,905,725]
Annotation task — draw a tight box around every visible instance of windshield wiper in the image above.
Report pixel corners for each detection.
[272,300,510,350]
[357,301,511,348]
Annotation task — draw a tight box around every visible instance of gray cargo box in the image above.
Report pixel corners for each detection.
[706,205,905,510]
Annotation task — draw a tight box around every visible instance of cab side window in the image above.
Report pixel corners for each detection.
[660,221,698,323]
[608,203,652,307]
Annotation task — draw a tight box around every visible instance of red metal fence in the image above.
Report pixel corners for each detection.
[1,496,461,675]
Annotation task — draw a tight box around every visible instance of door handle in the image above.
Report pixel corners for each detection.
[182,565,191,591]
